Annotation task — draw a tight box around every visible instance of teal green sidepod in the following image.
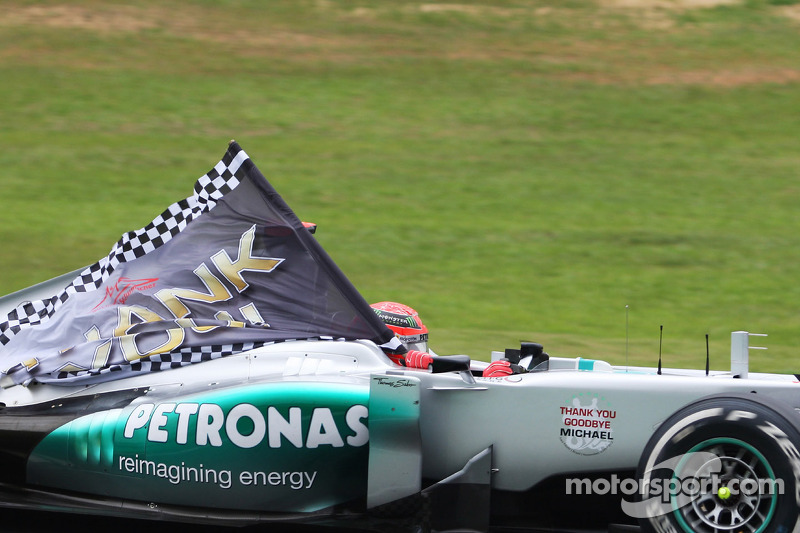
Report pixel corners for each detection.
[29,381,370,513]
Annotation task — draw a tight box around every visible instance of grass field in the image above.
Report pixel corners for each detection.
[1,0,799,371]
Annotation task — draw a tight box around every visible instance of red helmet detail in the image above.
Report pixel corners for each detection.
[370,301,428,352]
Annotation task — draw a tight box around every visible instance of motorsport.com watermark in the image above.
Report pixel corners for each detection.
[564,451,785,518]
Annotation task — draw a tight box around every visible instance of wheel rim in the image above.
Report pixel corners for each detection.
[671,438,778,533]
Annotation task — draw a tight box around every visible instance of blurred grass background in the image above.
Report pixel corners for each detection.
[1,0,799,371]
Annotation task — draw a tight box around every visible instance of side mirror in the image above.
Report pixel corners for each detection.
[430,355,471,373]
[522,342,549,372]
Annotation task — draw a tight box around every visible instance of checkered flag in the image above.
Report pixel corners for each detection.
[0,144,249,347]
[0,142,394,385]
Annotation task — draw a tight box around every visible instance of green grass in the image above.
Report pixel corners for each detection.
[2,0,800,371]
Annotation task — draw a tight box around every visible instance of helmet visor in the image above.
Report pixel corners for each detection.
[400,333,428,354]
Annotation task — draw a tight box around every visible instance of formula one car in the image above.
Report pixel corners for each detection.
[1,143,799,533]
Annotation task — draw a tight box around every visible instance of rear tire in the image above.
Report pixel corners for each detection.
[633,394,800,533]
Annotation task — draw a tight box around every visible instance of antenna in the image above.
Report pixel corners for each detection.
[705,334,710,376]
[657,325,663,375]
[625,305,629,372]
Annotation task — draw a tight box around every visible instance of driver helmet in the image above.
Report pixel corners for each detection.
[370,301,429,353]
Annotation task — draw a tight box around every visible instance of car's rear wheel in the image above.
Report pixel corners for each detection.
[633,394,800,533]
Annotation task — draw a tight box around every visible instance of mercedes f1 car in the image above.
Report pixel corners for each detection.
[1,143,799,533]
